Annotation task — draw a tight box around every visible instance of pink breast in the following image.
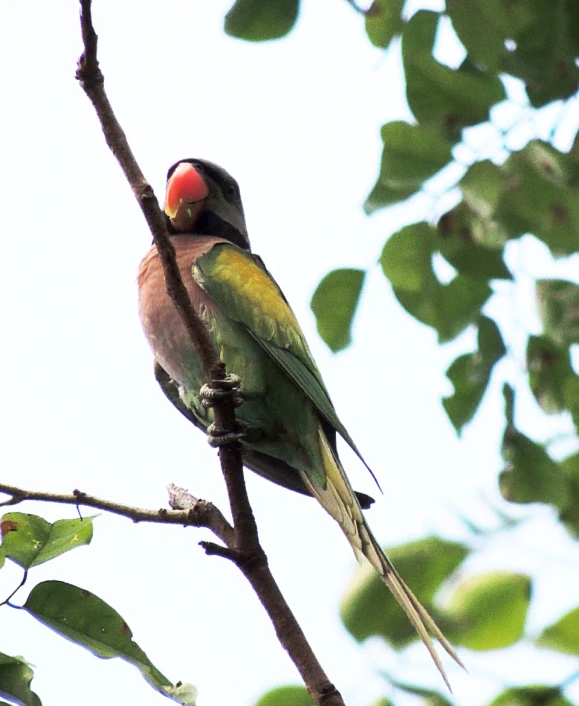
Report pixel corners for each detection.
[137,236,223,386]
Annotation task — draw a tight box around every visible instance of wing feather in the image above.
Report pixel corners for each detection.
[193,243,380,488]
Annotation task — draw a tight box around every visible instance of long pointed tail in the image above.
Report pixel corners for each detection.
[360,523,464,690]
[302,430,464,690]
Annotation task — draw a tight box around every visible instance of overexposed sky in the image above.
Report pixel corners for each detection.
[1,1,579,705]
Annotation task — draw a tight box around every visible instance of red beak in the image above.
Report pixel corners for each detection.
[164,162,209,230]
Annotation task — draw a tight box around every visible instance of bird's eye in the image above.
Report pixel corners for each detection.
[226,184,237,198]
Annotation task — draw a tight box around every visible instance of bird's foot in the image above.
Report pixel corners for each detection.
[200,374,243,409]
[206,419,261,447]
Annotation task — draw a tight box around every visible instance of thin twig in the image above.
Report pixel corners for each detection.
[74,3,345,703]
[76,0,217,378]
[0,483,234,546]
[0,569,28,608]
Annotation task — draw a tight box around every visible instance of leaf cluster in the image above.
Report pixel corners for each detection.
[0,513,195,706]
[226,0,579,705]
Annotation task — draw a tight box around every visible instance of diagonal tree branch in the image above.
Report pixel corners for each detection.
[74,2,346,704]
[76,0,255,551]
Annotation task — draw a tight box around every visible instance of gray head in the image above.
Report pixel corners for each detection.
[164,158,250,250]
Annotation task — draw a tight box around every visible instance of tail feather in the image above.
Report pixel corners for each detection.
[301,429,464,691]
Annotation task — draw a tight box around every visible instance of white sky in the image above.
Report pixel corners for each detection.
[1,1,579,705]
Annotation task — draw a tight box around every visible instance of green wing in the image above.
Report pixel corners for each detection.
[154,361,207,430]
[193,243,379,487]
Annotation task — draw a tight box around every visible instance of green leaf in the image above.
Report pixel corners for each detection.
[24,581,187,701]
[224,0,299,41]
[437,203,512,279]
[458,160,512,248]
[402,11,505,140]
[380,223,491,342]
[443,316,506,433]
[489,686,571,706]
[364,122,452,213]
[365,181,415,215]
[526,335,576,414]
[446,0,512,71]
[0,654,41,706]
[444,572,531,650]
[495,142,579,256]
[537,607,579,655]
[441,275,493,341]
[564,376,579,436]
[0,514,93,569]
[380,223,436,292]
[537,279,579,347]
[559,453,579,537]
[461,160,507,214]
[503,383,515,427]
[501,0,579,107]
[364,0,404,48]
[310,269,365,352]
[390,682,452,706]
[568,0,579,55]
[341,537,468,647]
[254,685,313,706]
[499,429,568,508]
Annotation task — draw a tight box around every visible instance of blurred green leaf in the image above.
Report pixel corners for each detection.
[537,279,579,347]
[559,453,579,537]
[500,428,568,507]
[365,181,415,215]
[500,0,579,107]
[461,160,505,212]
[495,142,579,256]
[503,383,515,426]
[537,607,579,654]
[24,581,187,701]
[489,685,571,706]
[437,203,512,279]
[364,122,452,213]
[224,0,299,41]
[341,537,468,647]
[445,572,531,650]
[458,161,512,248]
[365,0,404,48]
[310,268,365,352]
[390,682,452,706]
[527,335,576,414]
[0,514,93,569]
[254,685,313,706]
[380,223,491,342]
[0,654,41,706]
[443,316,506,433]
[380,223,436,292]
[564,375,579,435]
[447,0,512,71]
[402,11,505,140]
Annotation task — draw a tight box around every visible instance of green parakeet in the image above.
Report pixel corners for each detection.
[138,159,462,686]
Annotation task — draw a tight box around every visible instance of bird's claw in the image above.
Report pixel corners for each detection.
[200,374,243,408]
[206,419,261,447]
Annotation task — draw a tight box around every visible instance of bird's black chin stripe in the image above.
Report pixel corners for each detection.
[195,211,249,250]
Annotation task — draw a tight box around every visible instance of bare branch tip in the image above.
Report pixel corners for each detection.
[199,541,240,562]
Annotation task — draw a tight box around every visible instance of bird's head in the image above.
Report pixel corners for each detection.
[163,158,250,250]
